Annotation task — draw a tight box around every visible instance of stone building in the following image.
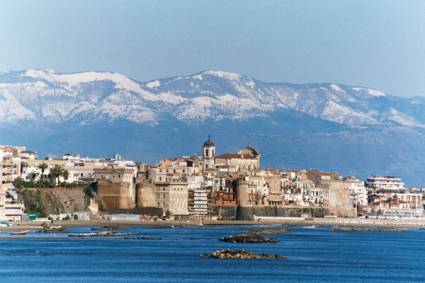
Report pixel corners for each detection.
[215,146,260,172]
[155,181,189,216]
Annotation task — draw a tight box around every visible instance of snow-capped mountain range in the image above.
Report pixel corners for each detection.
[0,69,424,128]
[1,69,425,185]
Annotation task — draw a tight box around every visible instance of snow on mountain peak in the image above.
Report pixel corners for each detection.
[0,69,420,128]
[145,80,161,89]
[367,89,385,97]
[23,69,145,94]
[330,84,344,92]
[196,70,242,81]
[352,87,385,97]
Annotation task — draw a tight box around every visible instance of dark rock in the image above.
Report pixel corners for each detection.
[68,232,122,238]
[123,236,161,240]
[201,249,286,260]
[221,233,278,243]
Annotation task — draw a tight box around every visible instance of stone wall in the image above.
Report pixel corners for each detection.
[136,184,156,208]
[97,180,135,210]
[236,206,329,220]
[211,205,329,220]
[327,207,357,218]
[211,206,238,220]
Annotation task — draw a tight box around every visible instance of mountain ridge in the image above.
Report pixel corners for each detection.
[1,68,422,126]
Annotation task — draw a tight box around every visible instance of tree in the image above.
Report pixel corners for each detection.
[38,163,48,181]
[50,165,67,186]
[21,161,28,175]
[63,169,69,181]
[84,182,97,199]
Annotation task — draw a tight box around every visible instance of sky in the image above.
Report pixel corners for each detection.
[0,0,424,97]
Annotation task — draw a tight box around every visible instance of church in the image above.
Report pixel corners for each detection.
[201,136,260,172]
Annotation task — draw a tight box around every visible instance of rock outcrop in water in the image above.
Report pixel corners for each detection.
[202,249,286,260]
[221,233,278,243]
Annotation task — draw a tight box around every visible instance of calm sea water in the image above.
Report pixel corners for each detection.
[0,225,424,283]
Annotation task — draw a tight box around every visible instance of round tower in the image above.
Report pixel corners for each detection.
[236,179,251,207]
[137,183,157,208]
[202,135,215,170]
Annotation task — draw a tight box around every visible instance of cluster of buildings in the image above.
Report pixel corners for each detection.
[0,137,424,221]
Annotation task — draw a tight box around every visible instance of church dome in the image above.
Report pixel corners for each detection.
[203,136,215,147]
[239,146,260,157]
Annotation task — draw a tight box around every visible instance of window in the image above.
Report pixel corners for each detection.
[205,149,209,156]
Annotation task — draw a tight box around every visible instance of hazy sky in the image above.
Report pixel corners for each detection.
[1,0,424,96]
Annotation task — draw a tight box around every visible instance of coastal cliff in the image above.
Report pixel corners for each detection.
[17,187,89,217]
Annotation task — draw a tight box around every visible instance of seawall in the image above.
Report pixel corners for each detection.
[211,206,329,220]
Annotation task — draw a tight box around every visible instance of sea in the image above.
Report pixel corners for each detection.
[0,225,424,283]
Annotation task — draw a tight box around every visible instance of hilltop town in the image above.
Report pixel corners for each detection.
[0,137,424,224]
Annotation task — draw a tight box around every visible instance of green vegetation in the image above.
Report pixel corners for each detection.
[50,165,69,185]
[14,165,72,188]
[84,182,97,199]
[16,186,88,217]
[18,189,49,217]
[38,163,48,179]
[13,177,54,188]
[13,177,84,189]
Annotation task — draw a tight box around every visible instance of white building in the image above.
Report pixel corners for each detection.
[365,176,405,191]
[4,190,25,221]
[345,177,368,207]
[192,189,208,215]
[21,154,136,184]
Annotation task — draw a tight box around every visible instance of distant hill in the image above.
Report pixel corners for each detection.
[1,69,425,185]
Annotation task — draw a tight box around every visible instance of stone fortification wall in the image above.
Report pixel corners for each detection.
[97,180,135,210]
[236,180,250,206]
[327,207,357,218]
[211,206,238,220]
[211,205,330,220]
[136,184,156,208]
[237,206,329,220]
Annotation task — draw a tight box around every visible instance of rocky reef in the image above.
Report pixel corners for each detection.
[202,249,286,260]
[221,233,278,243]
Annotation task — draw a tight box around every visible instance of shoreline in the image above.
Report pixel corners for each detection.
[2,217,425,231]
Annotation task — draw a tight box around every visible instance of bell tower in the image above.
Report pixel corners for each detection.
[202,135,215,170]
